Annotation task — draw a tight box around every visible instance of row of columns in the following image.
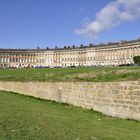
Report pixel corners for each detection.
[0,46,140,68]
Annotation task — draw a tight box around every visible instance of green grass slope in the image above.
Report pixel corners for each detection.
[0,90,140,140]
[0,66,140,82]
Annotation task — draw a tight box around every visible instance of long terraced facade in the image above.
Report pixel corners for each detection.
[0,39,140,68]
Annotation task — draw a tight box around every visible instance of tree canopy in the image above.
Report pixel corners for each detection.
[133,56,140,65]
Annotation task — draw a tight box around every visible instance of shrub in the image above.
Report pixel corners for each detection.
[133,56,140,65]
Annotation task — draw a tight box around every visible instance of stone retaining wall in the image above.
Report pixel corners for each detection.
[0,81,140,120]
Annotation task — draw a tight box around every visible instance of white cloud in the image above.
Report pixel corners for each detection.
[74,0,140,39]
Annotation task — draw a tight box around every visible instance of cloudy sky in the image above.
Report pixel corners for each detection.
[0,0,140,49]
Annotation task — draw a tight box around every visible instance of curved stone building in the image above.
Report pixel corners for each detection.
[0,39,140,68]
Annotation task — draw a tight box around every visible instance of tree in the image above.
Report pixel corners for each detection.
[133,56,140,65]
[72,45,75,48]
[89,43,94,47]
[80,44,84,48]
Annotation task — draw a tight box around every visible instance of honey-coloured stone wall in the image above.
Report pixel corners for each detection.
[0,81,140,120]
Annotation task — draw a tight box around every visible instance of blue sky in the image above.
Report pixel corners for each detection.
[0,0,140,49]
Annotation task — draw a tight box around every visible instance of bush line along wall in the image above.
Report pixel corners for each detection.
[0,81,140,120]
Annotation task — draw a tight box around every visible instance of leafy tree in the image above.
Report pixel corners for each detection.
[89,43,94,47]
[133,56,140,65]
[80,44,84,48]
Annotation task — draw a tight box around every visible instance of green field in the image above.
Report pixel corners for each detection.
[0,90,140,140]
[0,66,140,82]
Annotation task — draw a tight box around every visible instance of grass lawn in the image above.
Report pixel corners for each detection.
[0,90,140,140]
[0,66,140,82]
